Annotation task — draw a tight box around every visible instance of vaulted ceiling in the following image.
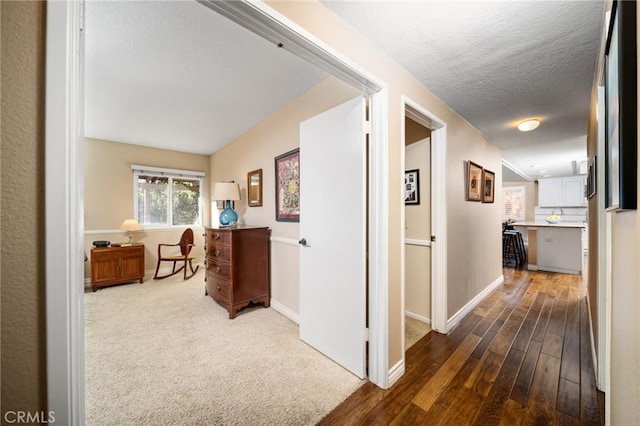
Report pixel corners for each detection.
[85,0,605,180]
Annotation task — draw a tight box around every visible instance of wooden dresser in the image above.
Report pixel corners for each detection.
[204,226,270,319]
[90,244,145,292]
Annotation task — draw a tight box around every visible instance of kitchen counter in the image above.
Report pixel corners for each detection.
[510,222,585,275]
[512,221,586,229]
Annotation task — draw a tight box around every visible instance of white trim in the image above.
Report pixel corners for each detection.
[596,84,609,393]
[401,96,448,335]
[447,275,504,332]
[502,159,534,182]
[405,311,431,325]
[46,1,85,424]
[270,299,300,325]
[387,359,405,388]
[131,164,206,177]
[585,289,599,389]
[84,226,205,235]
[405,238,431,247]
[270,236,300,247]
[537,266,581,275]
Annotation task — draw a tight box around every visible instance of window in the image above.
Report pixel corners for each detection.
[133,165,204,227]
[503,186,525,221]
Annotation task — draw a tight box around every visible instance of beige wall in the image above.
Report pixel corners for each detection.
[503,181,537,221]
[405,138,431,320]
[1,0,47,414]
[607,5,640,423]
[209,76,361,314]
[84,138,210,279]
[267,0,504,365]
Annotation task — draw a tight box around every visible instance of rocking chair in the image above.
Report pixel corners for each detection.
[153,228,200,280]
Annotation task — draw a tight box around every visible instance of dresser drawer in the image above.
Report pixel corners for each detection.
[207,230,230,246]
[206,258,231,279]
[207,244,231,262]
[209,280,230,302]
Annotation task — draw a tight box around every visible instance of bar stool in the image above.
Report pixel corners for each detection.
[503,230,526,267]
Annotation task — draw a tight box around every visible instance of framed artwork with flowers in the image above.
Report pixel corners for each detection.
[275,148,300,222]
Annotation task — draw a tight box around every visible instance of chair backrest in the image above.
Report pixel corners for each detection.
[179,228,195,256]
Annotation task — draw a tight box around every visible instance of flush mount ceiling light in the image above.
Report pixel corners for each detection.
[517,119,541,132]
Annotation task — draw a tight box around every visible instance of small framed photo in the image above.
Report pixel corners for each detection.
[466,161,483,202]
[404,169,420,205]
[275,148,300,222]
[482,169,495,203]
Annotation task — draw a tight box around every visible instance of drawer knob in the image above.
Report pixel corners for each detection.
[215,250,221,257]
[216,286,221,292]
[214,233,221,240]
[215,266,221,273]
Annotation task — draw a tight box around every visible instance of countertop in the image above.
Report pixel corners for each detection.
[511,221,586,229]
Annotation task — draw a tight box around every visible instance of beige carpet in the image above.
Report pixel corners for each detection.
[85,271,364,425]
[405,316,431,350]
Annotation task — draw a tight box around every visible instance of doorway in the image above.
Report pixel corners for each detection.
[46,1,391,421]
[401,97,448,350]
[403,116,432,350]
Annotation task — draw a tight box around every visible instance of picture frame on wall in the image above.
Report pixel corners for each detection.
[482,169,495,203]
[604,0,637,211]
[274,148,300,222]
[404,169,420,205]
[466,161,483,202]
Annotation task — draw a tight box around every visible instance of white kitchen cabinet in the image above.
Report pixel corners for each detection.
[537,227,583,274]
[538,176,586,207]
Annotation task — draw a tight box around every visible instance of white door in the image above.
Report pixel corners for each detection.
[299,96,367,378]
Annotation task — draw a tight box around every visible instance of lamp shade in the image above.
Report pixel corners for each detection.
[120,219,141,231]
[213,182,241,201]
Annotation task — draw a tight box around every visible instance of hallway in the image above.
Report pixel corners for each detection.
[320,268,604,425]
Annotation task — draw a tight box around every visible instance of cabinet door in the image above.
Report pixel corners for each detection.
[120,252,143,279]
[562,177,586,206]
[538,179,563,207]
[92,255,119,284]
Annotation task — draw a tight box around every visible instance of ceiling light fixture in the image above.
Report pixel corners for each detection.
[517,119,541,132]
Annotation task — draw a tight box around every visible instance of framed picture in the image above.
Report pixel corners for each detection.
[247,168,263,207]
[275,148,300,222]
[482,169,495,203]
[604,0,637,211]
[404,169,420,205]
[466,161,483,202]
[587,156,597,200]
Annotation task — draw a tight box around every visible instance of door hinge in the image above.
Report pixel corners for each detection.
[364,120,372,134]
[365,327,370,341]
[431,235,436,242]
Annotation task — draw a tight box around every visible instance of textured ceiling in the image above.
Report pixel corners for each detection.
[86,1,605,179]
[323,0,605,180]
[84,0,328,155]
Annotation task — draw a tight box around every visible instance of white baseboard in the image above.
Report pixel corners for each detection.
[447,274,504,333]
[388,358,405,388]
[270,299,300,325]
[405,311,431,325]
[585,290,601,390]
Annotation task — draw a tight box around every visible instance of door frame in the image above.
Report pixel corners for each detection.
[401,97,448,337]
[46,1,391,422]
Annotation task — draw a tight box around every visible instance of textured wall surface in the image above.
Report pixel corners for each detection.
[1,0,47,415]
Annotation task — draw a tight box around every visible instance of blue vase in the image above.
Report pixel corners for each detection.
[219,200,238,225]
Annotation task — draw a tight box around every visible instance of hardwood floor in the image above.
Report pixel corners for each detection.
[319,268,604,425]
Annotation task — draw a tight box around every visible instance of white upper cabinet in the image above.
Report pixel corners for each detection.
[538,176,586,207]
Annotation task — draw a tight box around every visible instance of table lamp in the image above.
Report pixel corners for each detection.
[120,219,141,244]
[213,182,241,226]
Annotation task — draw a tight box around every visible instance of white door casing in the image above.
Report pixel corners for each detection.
[299,97,367,379]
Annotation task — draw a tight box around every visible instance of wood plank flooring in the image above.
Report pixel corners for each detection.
[319,268,604,425]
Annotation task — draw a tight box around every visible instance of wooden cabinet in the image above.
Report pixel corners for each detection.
[205,226,269,319]
[90,244,145,291]
[538,176,586,207]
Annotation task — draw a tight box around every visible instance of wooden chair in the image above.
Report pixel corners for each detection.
[153,228,200,280]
